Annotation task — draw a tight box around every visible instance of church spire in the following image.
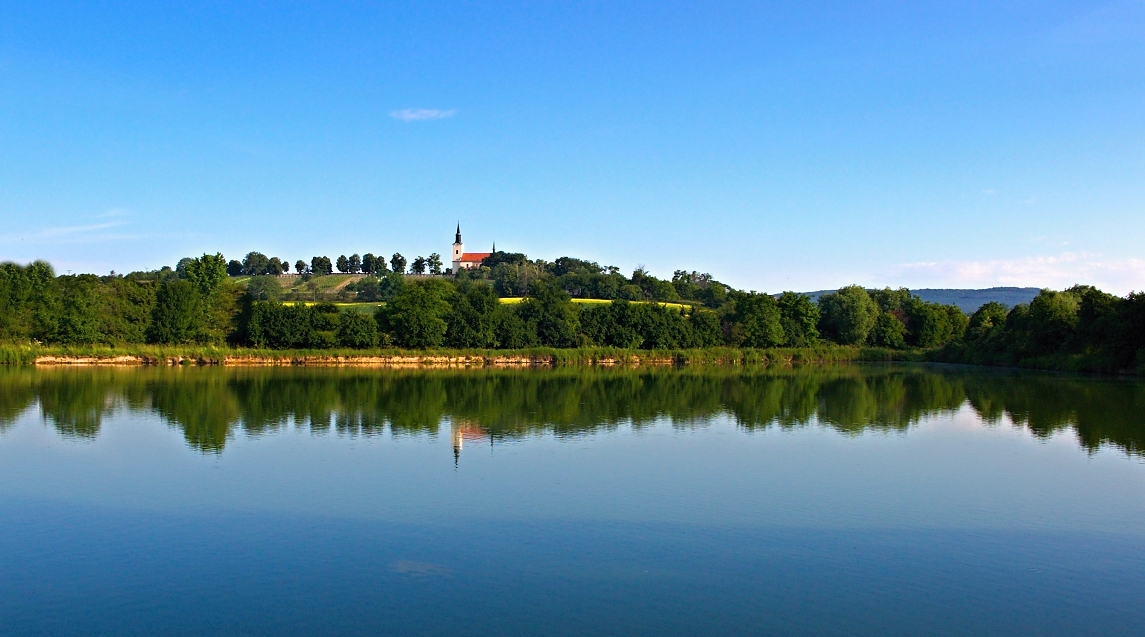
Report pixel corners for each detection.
[454,223,462,245]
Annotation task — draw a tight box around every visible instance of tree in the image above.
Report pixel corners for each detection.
[411,256,427,275]
[362,253,377,275]
[147,279,202,344]
[516,281,582,347]
[379,279,453,348]
[818,286,878,345]
[727,292,784,348]
[348,254,362,274]
[339,311,379,348]
[295,260,307,274]
[777,291,820,346]
[184,253,228,300]
[243,252,270,276]
[390,253,407,274]
[445,282,499,348]
[54,275,102,345]
[869,312,907,348]
[336,255,350,274]
[227,260,244,276]
[428,253,443,275]
[967,301,1007,345]
[246,276,281,301]
[311,256,333,276]
[266,257,285,275]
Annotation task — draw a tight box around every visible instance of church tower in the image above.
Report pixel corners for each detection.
[451,224,464,273]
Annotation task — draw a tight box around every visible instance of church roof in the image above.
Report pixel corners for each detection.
[459,252,492,263]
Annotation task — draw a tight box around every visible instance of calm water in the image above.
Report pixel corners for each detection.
[1,364,1143,636]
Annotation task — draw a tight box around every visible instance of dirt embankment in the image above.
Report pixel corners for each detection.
[30,354,676,368]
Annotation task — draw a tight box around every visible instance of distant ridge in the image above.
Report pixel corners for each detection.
[798,287,1041,314]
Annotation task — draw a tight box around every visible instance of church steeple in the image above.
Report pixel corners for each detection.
[454,223,462,245]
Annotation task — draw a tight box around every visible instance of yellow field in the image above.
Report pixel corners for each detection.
[499,298,694,310]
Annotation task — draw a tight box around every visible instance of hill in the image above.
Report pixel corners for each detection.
[799,287,1041,314]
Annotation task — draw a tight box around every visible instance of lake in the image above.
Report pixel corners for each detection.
[1,364,1143,636]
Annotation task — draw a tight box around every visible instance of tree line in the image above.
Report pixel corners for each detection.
[1,253,1142,373]
[229,251,444,276]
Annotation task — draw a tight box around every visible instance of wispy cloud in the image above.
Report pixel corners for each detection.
[1,214,138,245]
[886,252,1145,295]
[389,108,457,122]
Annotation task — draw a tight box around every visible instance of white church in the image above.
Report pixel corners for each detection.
[450,224,494,273]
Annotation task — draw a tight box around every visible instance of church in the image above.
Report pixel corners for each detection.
[450,224,493,273]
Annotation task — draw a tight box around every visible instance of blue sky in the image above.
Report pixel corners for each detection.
[2,1,1143,293]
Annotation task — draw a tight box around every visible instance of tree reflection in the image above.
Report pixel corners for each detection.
[0,365,1141,457]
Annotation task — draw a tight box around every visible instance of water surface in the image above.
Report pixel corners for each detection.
[1,364,1143,636]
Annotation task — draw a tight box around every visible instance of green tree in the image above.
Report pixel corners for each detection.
[967,301,1008,345]
[777,291,820,346]
[380,279,454,348]
[242,252,270,276]
[516,281,582,347]
[54,275,103,345]
[294,259,307,274]
[348,254,362,274]
[727,292,784,348]
[818,286,878,345]
[311,256,333,276]
[869,312,907,348]
[184,253,228,300]
[428,253,443,275]
[336,255,350,273]
[445,283,499,348]
[411,256,428,275]
[338,311,379,348]
[147,279,202,344]
[390,253,407,274]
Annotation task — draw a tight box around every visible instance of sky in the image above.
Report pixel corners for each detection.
[1,1,1143,294]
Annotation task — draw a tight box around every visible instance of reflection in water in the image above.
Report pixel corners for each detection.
[0,365,1142,457]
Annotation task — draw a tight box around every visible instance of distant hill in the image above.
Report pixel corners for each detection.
[799,287,1041,314]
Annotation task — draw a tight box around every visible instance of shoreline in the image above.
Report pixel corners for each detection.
[4,345,905,368]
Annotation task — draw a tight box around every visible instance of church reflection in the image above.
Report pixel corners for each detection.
[451,418,489,465]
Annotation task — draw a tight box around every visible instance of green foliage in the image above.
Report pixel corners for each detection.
[726,292,784,348]
[776,291,820,346]
[516,281,583,347]
[818,285,878,345]
[379,279,454,348]
[869,312,907,349]
[242,252,271,276]
[148,280,202,344]
[310,256,333,276]
[445,283,499,348]
[338,311,379,348]
[246,276,281,301]
[55,275,103,345]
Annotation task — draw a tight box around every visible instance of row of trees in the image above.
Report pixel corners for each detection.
[946,286,1145,373]
[229,251,445,276]
[5,253,1142,372]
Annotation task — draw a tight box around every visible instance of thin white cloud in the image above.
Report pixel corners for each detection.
[886,252,1145,295]
[0,219,136,245]
[389,108,457,122]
